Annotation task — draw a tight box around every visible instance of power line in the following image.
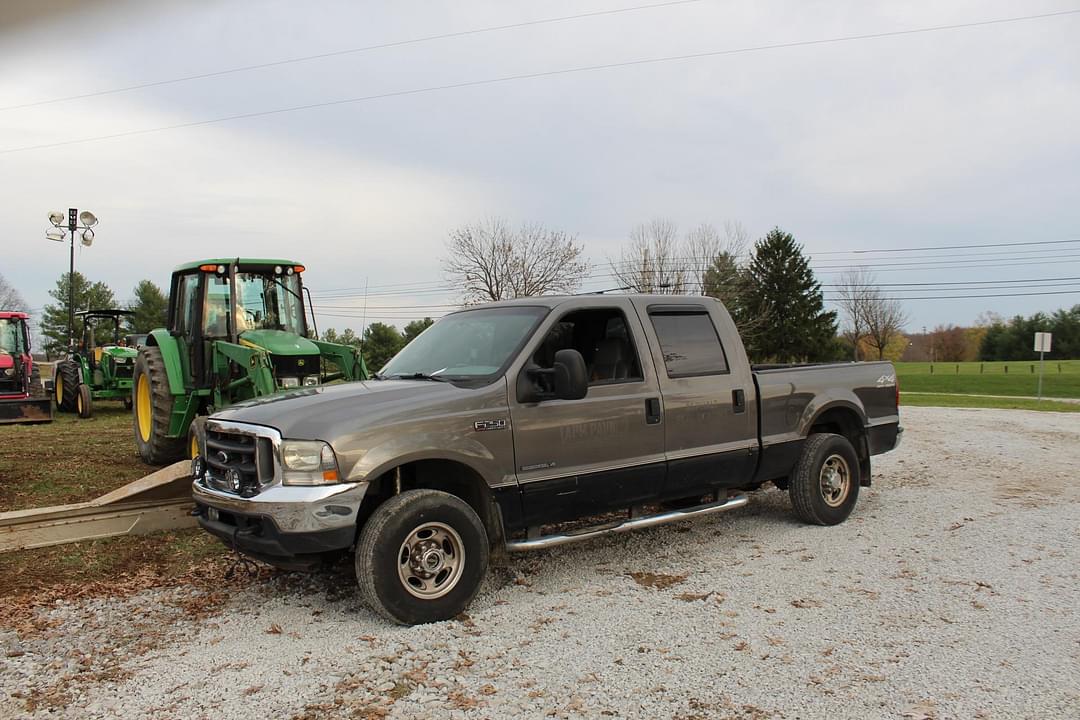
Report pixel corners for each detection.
[5,8,1078,155]
[0,1,704,112]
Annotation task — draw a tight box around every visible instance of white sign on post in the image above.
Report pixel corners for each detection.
[1034,332,1052,400]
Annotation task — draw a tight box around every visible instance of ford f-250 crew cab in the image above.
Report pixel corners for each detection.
[191,294,902,625]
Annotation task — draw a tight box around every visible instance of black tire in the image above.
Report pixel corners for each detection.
[76,384,93,419]
[133,346,186,465]
[54,360,79,412]
[356,489,489,626]
[789,433,861,526]
[123,397,133,411]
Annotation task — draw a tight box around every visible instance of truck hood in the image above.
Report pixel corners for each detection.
[211,379,471,439]
[239,329,319,356]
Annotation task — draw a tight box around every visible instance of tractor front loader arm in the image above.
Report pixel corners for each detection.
[312,340,369,381]
[212,340,277,402]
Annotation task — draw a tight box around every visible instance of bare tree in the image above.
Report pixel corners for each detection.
[834,267,877,360]
[863,286,908,360]
[609,219,687,294]
[443,218,588,303]
[685,220,749,294]
[0,272,27,311]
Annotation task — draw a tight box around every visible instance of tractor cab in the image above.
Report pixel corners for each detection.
[168,260,323,391]
[0,311,52,424]
[54,309,137,418]
[133,258,368,464]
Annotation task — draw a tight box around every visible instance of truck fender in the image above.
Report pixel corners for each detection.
[345,436,503,489]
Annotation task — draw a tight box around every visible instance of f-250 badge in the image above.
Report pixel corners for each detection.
[473,419,507,431]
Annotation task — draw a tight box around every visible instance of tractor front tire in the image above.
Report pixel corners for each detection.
[76,384,93,419]
[133,346,185,465]
[54,360,79,412]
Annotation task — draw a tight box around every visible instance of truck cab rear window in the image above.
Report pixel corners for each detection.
[649,311,729,377]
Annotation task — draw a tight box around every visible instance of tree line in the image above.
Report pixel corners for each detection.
[979,306,1080,360]
[4,272,168,357]
[443,218,850,363]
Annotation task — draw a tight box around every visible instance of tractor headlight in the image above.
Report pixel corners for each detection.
[279,376,299,389]
[2,368,12,377]
[281,440,340,485]
[303,375,319,387]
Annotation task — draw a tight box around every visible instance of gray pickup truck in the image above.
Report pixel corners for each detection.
[192,294,901,624]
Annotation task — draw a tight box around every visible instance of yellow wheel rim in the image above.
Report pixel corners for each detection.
[76,391,83,414]
[136,375,152,442]
[55,375,62,404]
[190,433,199,459]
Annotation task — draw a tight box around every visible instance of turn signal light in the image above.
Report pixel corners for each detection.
[293,265,305,273]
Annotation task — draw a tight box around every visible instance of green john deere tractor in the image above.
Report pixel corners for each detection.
[54,309,138,419]
[133,258,368,464]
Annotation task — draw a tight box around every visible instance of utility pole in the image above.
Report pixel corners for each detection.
[46,209,99,352]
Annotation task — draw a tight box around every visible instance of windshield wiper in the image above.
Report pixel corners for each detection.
[389,372,451,382]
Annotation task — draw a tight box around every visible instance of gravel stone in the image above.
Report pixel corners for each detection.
[1,407,1078,719]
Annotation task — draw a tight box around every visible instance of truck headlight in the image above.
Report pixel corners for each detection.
[281,440,341,485]
[303,375,319,387]
[279,376,299,389]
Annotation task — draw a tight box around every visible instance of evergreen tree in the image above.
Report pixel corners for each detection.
[41,272,117,355]
[740,228,837,362]
[402,317,434,345]
[127,280,169,333]
[362,322,405,371]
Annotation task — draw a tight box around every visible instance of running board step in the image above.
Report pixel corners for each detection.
[505,494,749,552]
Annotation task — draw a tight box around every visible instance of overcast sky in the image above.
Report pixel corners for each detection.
[2,0,1078,335]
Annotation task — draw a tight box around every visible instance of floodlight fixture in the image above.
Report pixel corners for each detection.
[45,227,67,242]
[79,210,98,227]
[80,228,95,247]
[48,211,65,227]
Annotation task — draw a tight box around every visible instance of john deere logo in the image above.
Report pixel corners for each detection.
[297,359,306,367]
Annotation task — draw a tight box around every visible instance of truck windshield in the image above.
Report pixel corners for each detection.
[381,306,547,379]
[204,272,307,336]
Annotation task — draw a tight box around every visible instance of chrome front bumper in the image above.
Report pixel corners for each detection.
[192,478,369,535]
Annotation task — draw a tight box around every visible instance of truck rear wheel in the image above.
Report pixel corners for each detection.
[356,489,489,625]
[133,346,185,464]
[54,360,79,412]
[788,433,860,526]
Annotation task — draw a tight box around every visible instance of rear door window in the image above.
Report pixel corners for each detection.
[649,311,729,377]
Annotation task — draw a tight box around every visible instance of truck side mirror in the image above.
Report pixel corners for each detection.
[517,348,589,403]
[551,349,587,400]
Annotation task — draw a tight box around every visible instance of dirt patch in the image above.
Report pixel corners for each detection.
[0,406,162,511]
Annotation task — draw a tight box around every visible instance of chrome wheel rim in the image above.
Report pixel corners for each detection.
[819,454,851,507]
[397,522,465,600]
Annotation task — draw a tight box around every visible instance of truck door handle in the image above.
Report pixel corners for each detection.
[645,397,662,424]
[732,388,746,414]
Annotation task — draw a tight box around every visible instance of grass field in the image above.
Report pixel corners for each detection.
[895,360,1080,399]
[0,405,161,512]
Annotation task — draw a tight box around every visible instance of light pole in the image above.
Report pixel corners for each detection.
[46,208,98,352]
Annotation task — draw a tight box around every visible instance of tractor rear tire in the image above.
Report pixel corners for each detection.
[54,360,79,412]
[133,346,185,465]
[76,384,93,419]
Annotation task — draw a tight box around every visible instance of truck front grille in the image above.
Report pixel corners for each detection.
[205,427,271,497]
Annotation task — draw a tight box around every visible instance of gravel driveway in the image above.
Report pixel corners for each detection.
[3,406,1078,719]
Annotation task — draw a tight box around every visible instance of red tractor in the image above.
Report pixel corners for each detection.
[0,311,53,425]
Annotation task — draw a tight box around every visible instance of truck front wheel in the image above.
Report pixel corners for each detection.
[355,489,489,625]
[789,433,860,526]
